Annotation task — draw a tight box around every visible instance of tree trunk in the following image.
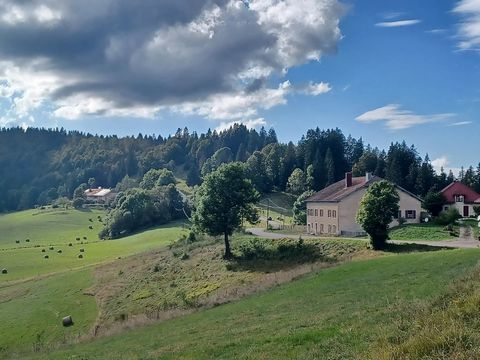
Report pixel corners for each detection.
[223,232,232,259]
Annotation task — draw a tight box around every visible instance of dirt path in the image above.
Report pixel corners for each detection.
[247,228,480,249]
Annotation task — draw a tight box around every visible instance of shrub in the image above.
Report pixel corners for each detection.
[435,208,461,226]
[41,249,46,252]
[15,240,20,244]
[57,250,62,254]
[49,246,54,250]
[44,255,49,259]
[68,243,73,246]
[25,239,30,242]
[78,254,83,259]
[1,268,7,274]
[80,248,85,252]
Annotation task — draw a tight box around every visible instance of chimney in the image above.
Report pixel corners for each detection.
[365,172,372,182]
[345,172,353,188]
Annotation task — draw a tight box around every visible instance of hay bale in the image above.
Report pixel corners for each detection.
[78,254,83,259]
[57,250,62,254]
[62,315,73,327]
[44,255,49,259]
[79,248,85,252]
[1,269,7,274]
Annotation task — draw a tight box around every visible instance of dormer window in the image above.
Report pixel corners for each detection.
[455,195,464,203]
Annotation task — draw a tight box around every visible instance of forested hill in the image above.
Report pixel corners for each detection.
[1,125,479,213]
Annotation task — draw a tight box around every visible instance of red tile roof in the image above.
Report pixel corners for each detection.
[307,176,379,202]
[441,181,480,204]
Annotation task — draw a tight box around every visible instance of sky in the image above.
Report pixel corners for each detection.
[0,0,479,174]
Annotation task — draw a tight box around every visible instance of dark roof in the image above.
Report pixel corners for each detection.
[441,181,480,204]
[306,176,422,203]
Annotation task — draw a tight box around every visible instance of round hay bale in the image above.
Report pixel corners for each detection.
[57,250,62,254]
[62,315,73,327]
[79,248,85,252]
[78,254,83,259]
[44,255,49,259]
[41,249,46,252]
[1,268,7,274]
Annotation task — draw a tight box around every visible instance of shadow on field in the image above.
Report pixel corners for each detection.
[384,242,452,253]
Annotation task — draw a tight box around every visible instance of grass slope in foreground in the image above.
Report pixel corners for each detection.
[33,248,480,360]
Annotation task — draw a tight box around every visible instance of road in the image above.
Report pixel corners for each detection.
[247,227,480,249]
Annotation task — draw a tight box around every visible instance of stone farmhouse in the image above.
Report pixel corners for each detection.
[84,187,116,204]
[306,172,423,237]
[440,181,480,218]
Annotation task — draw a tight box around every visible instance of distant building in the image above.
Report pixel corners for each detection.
[440,181,480,217]
[306,172,423,237]
[84,187,116,204]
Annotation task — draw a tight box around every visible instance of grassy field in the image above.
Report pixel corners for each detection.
[0,209,188,281]
[0,209,188,357]
[26,248,480,360]
[389,223,457,241]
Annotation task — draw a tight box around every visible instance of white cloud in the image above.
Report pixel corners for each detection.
[174,81,291,121]
[0,0,345,125]
[382,12,405,20]
[453,0,480,50]
[375,19,421,27]
[215,118,267,132]
[304,82,332,96]
[356,104,455,130]
[447,120,473,126]
[431,156,462,176]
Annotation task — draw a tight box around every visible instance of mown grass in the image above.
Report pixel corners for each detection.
[0,208,105,250]
[0,269,97,357]
[389,223,456,241]
[27,248,480,360]
[0,208,188,281]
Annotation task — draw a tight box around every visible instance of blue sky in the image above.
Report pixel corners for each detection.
[0,0,479,173]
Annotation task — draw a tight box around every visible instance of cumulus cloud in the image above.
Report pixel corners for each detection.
[215,118,267,132]
[304,82,332,96]
[431,156,462,175]
[453,0,480,50]
[0,0,344,123]
[375,19,421,27]
[356,104,455,130]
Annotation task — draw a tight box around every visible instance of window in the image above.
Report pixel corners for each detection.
[315,223,318,234]
[308,224,311,233]
[328,225,332,234]
[455,195,465,203]
[332,210,337,218]
[332,225,336,234]
[314,209,318,217]
[405,210,416,219]
[328,210,332,218]
[320,209,324,217]
[320,224,324,233]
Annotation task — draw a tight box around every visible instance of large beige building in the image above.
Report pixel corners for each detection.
[306,172,423,237]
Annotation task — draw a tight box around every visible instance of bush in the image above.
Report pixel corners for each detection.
[435,208,461,226]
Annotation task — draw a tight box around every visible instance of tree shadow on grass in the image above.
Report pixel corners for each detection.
[384,242,453,253]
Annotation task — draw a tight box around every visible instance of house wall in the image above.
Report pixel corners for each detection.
[306,203,340,235]
[308,187,422,237]
[444,202,477,217]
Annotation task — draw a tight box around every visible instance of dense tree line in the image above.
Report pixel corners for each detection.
[1,125,479,213]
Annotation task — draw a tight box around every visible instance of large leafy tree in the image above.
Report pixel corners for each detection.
[356,181,400,250]
[193,162,259,259]
[287,168,306,195]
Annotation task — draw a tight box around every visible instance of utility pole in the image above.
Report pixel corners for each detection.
[266,199,270,230]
